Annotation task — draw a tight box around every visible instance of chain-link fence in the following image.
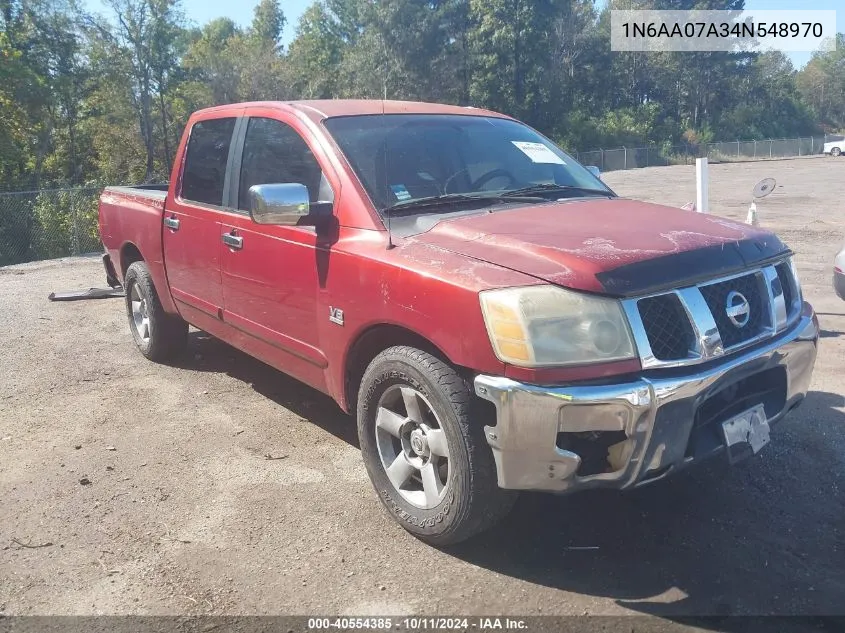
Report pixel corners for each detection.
[573,135,841,172]
[0,187,103,266]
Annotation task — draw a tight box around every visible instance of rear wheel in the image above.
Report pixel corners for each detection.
[832,147,842,157]
[357,346,517,545]
[124,261,187,362]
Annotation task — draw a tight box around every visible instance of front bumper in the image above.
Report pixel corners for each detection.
[474,304,819,493]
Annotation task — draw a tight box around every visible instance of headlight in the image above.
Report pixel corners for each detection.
[479,285,637,367]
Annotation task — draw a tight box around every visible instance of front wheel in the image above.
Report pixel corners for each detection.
[831,147,842,157]
[124,261,188,362]
[357,346,517,545]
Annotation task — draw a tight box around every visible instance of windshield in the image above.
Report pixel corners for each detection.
[323,114,613,213]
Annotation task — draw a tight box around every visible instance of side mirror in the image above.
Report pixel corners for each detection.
[249,183,310,226]
[586,165,602,180]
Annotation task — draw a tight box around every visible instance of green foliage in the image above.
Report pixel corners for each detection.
[250,0,285,47]
[2,0,839,191]
[796,34,845,132]
[31,191,73,259]
[286,3,344,98]
[31,190,100,260]
[181,13,289,105]
[1,0,843,265]
[468,0,557,122]
[0,33,32,186]
[597,105,663,147]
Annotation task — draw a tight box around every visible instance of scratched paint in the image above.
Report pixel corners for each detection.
[408,197,782,292]
[395,238,537,291]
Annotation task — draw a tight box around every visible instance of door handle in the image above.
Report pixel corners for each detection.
[164,216,180,231]
[222,231,244,250]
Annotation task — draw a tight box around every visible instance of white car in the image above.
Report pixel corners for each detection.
[835,244,845,300]
[823,138,843,157]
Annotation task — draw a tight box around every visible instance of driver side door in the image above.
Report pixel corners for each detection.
[220,114,335,391]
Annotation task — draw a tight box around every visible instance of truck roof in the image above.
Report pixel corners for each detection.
[192,100,511,121]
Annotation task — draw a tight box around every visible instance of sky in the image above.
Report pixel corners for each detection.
[83,0,311,46]
[732,0,843,67]
[83,0,843,69]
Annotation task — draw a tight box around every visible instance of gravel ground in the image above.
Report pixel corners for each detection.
[0,156,843,619]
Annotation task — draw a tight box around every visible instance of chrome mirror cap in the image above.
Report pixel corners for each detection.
[249,183,310,226]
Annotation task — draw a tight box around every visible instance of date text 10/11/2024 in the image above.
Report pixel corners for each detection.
[307,617,529,630]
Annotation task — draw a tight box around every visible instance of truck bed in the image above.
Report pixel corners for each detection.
[98,184,172,311]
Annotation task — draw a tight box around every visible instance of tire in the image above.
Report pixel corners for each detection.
[832,147,842,157]
[123,261,188,362]
[357,346,517,545]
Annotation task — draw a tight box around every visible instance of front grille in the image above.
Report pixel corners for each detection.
[699,273,766,348]
[638,294,695,360]
[629,259,799,369]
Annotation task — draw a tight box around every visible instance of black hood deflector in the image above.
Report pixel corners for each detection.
[596,236,791,297]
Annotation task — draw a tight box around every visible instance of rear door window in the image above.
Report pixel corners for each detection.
[181,118,237,206]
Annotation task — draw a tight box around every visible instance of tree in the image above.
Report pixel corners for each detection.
[0,31,38,189]
[182,18,241,105]
[250,0,285,48]
[92,0,182,182]
[797,34,845,131]
[717,52,815,139]
[468,0,577,127]
[149,0,184,166]
[0,0,840,205]
[181,0,289,107]
[286,2,344,99]
[363,0,471,103]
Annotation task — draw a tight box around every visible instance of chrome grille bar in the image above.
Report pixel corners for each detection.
[675,286,723,360]
[762,266,789,332]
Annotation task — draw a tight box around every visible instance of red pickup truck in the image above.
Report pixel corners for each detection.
[99,100,819,544]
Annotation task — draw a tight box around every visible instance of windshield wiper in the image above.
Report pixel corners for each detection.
[497,183,614,199]
[383,193,523,215]
[381,186,599,216]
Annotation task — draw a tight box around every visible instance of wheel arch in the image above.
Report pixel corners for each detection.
[119,241,145,277]
[119,240,179,315]
[342,323,460,414]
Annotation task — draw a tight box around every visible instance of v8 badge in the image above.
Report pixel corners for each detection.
[329,306,344,326]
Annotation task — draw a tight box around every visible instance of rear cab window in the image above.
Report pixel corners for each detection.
[181,117,237,206]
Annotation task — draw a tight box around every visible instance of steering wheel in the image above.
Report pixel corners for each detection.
[444,167,519,194]
[469,168,518,192]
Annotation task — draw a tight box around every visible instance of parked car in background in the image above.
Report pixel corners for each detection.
[823,137,843,156]
[835,244,845,300]
[98,100,819,545]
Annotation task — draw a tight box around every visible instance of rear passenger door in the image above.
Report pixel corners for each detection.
[164,114,241,322]
[220,115,335,389]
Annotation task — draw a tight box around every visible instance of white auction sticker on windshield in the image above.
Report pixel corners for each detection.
[511,141,566,165]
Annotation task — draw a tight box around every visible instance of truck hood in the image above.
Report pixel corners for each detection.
[410,198,790,296]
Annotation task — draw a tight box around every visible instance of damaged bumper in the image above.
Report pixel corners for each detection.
[474,304,819,493]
